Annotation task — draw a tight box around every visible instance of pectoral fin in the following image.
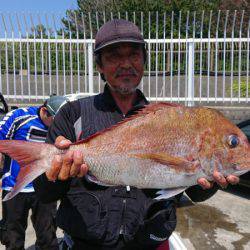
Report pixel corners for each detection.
[132,152,199,173]
[154,187,188,200]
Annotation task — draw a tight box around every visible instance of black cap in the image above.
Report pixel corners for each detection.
[43,96,68,116]
[94,19,145,53]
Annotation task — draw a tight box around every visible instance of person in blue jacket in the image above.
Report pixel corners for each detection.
[0,95,68,250]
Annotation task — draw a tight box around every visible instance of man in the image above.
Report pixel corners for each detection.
[0,95,68,250]
[34,19,239,250]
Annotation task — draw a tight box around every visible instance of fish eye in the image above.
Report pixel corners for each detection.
[227,135,239,148]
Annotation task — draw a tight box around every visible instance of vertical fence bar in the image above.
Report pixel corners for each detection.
[246,18,250,102]
[140,11,144,92]
[207,11,212,103]
[30,14,38,99]
[103,11,106,23]
[199,11,204,102]
[230,11,237,102]
[52,14,59,95]
[81,13,87,92]
[162,12,166,99]
[88,12,93,94]
[192,11,196,104]
[61,15,66,95]
[95,11,101,92]
[2,14,9,98]
[9,14,16,99]
[148,11,151,99]
[177,11,181,102]
[88,43,93,94]
[223,11,229,102]
[184,11,190,105]
[155,11,158,101]
[238,10,244,102]
[38,14,45,99]
[170,11,174,102]
[215,10,221,102]
[68,19,73,94]
[187,42,194,106]
[192,12,196,39]
[23,14,31,100]
[45,14,52,95]
[75,11,81,93]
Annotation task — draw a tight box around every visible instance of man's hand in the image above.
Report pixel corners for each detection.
[46,136,88,181]
[198,170,239,189]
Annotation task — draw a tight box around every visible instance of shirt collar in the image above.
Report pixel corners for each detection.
[101,84,149,113]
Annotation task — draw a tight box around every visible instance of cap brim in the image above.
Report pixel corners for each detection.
[94,38,146,53]
[46,100,68,116]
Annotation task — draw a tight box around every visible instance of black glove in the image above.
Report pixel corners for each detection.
[134,199,177,247]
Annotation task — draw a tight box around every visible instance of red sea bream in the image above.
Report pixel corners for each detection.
[0,103,249,201]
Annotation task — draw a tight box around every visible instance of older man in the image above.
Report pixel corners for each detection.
[34,19,239,250]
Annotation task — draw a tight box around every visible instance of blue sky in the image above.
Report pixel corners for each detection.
[1,0,77,13]
[0,0,77,36]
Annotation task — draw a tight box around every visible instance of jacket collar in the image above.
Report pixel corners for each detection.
[101,84,149,113]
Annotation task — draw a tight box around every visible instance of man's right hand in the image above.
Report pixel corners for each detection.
[46,136,89,181]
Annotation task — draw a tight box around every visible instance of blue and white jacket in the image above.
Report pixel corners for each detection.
[0,106,48,192]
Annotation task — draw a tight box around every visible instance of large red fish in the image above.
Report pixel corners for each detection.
[0,103,250,201]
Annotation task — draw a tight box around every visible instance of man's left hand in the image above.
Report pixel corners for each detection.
[197,170,239,189]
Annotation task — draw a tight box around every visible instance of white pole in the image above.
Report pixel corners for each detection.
[88,43,93,94]
[187,42,194,106]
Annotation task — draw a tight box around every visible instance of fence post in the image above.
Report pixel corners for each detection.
[187,41,194,106]
[88,42,94,94]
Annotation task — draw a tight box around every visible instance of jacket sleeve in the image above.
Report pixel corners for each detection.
[134,199,176,247]
[33,101,80,203]
[0,109,22,140]
[184,184,218,202]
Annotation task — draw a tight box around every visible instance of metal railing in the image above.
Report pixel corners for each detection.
[0,11,249,105]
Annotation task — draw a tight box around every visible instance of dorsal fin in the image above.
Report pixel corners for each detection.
[72,102,181,146]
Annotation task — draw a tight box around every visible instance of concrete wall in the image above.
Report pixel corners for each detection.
[213,106,250,124]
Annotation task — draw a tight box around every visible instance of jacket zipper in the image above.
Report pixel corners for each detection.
[119,186,130,235]
[119,198,127,235]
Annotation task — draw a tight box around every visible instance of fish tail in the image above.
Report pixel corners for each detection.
[0,140,56,201]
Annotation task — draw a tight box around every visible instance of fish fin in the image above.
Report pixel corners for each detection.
[0,140,56,201]
[154,187,188,200]
[0,140,50,167]
[132,152,199,173]
[72,102,181,145]
[3,164,46,201]
[85,174,115,187]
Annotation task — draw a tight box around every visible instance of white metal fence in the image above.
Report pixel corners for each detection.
[0,11,249,105]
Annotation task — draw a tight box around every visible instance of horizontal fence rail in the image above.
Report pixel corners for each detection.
[0,11,249,105]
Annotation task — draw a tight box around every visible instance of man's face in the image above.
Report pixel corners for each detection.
[97,42,144,95]
[40,107,54,127]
